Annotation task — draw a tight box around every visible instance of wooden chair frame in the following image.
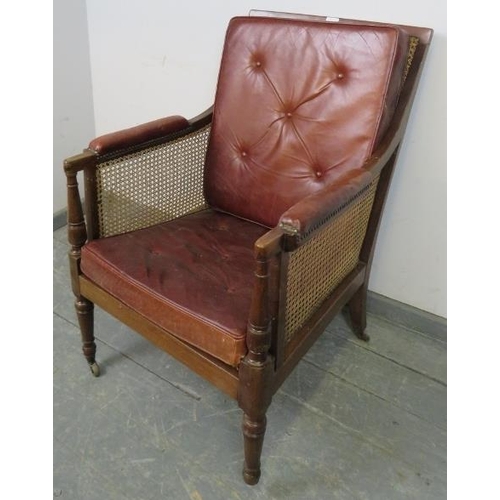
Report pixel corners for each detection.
[64,14,432,484]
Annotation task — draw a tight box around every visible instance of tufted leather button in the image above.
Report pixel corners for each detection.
[241,151,247,157]
[255,61,262,67]
[315,170,323,178]
[286,112,293,118]
[337,72,345,80]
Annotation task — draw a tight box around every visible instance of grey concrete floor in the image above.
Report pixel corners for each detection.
[53,226,446,499]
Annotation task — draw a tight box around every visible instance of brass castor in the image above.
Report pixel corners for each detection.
[89,362,100,377]
[356,332,370,342]
[243,469,261,485]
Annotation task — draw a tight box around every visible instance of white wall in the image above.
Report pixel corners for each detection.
[53,0,95,213]
[82,0,446,317]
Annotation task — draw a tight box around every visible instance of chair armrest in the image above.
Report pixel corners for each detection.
[278,168,373,249]
[64,108,213,240]
[88,115,190,155]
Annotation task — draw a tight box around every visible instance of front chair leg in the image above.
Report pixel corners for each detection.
[242,413,267,485]
[348,283,370,341]
[239,248,274,484]
[238,355,274,485]
[74,297,100,376]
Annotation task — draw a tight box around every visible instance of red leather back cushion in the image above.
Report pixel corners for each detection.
[204,17,408,227]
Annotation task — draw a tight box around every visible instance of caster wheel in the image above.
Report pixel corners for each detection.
[243,469,261,485]
[357,332,370,342]
[89,362,100,377]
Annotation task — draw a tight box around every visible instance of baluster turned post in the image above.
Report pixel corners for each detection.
[64,153,100,376]
[238,249,275,485]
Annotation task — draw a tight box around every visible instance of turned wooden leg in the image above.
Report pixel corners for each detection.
[65,159,100,376]
[75,297,100,376]
[238,355,273,485]
[348,284,370,341]
[238,356,273,485]
[242,413,267,485]
[238,245,274,485]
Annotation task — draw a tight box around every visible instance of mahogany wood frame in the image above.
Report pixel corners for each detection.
[64,17,432,485]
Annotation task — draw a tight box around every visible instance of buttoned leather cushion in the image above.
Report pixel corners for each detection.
[204,17,408,227]
[80,210,268,366]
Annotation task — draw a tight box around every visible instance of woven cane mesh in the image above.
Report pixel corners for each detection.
[96,125,211,237]
[284,178,379,343]
[403,36,419,82]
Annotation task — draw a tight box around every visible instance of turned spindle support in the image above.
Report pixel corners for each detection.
[64,153,100,376]
[238,249,275,485]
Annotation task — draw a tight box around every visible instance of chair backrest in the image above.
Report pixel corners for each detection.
[204,16,410,228]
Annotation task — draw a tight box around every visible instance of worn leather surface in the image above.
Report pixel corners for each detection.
[279,168,373,237]
[81,210,268,366]
[204,17,408,228]
[89,115,189,155]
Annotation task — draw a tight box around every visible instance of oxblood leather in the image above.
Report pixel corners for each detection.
[80,17,413,369]
[80,210,268,366]
[204,17,408,228]
[88,115,189,155]
[279,168,373,239]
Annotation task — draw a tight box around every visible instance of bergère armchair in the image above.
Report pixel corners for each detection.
[64,11,432,484]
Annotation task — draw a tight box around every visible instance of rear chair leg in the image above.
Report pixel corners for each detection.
[75,297,100,376]
[348,284,370,341]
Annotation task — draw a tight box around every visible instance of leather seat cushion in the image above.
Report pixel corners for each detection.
[80,210,268,367]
